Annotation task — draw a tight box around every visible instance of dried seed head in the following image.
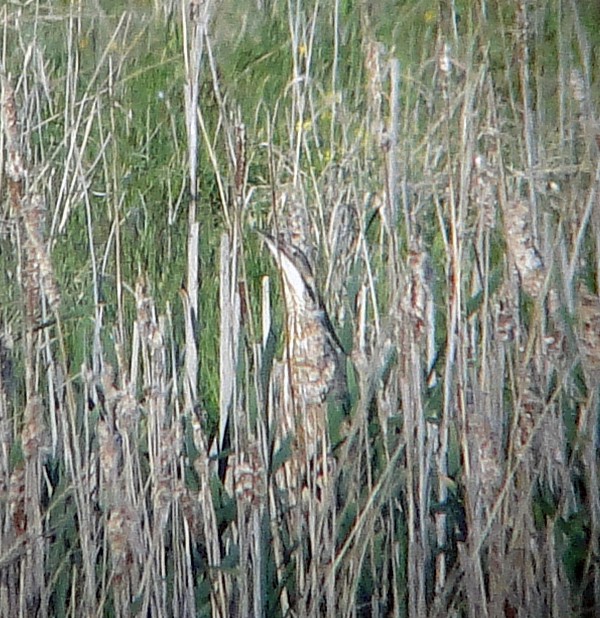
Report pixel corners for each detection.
[471,152,498,230]
[1,78,27,184]
[234,444,265,507]
[21,194,60,313]
[364,40,387,111]
[97,418,122,482]
[1,78,19,145]
[468,414,502,503]
[107,506,127,563]
[496,307,516,343]
[503,200,545,298]
[21,395,49,460]
[8,463,26,535]
[135,276,160,344]
[576,285,600,385]
[115,392,139,433]
[516,373,543,448]
[178,482,200,535]
[438,42,452,75]
[107,503,142,577]
[570,68,587,104]
[402,242,434,341]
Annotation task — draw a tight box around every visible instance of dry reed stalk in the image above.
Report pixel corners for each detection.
[387,57,401,231]
[221,230,266,616]
[516,0,540,220]
[364,38,387,149]
[400,337,428,618]
[220,233,240,455]
[431,36,477,617]
[181,0,211,417]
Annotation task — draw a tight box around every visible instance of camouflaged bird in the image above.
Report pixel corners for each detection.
[261,232,348,488]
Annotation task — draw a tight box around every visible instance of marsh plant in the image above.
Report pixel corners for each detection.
[0,1,599,616]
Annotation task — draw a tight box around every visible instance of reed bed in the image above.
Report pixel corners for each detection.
[0,1,599,616]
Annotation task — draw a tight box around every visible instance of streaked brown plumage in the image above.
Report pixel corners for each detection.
[261,232,347,480]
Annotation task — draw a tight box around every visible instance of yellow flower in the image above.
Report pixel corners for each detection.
[424,9,437,24]
[295,119,312,133]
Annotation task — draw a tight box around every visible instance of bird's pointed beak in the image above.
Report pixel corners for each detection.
[257,230,280,259]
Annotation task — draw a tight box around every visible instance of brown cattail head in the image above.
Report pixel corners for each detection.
[403,240,434,341]
[8,463,27,535]
[575,284,600,387]
[503,199,545,299]
[21,395,49,461]
[22,194,61,314]
[233,443,265,508]
[471,153,498,230]
[1,77,27,186]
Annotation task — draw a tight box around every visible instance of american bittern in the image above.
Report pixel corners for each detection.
[261,232,348,485]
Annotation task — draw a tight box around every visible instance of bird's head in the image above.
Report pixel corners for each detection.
[260,232,319,311]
